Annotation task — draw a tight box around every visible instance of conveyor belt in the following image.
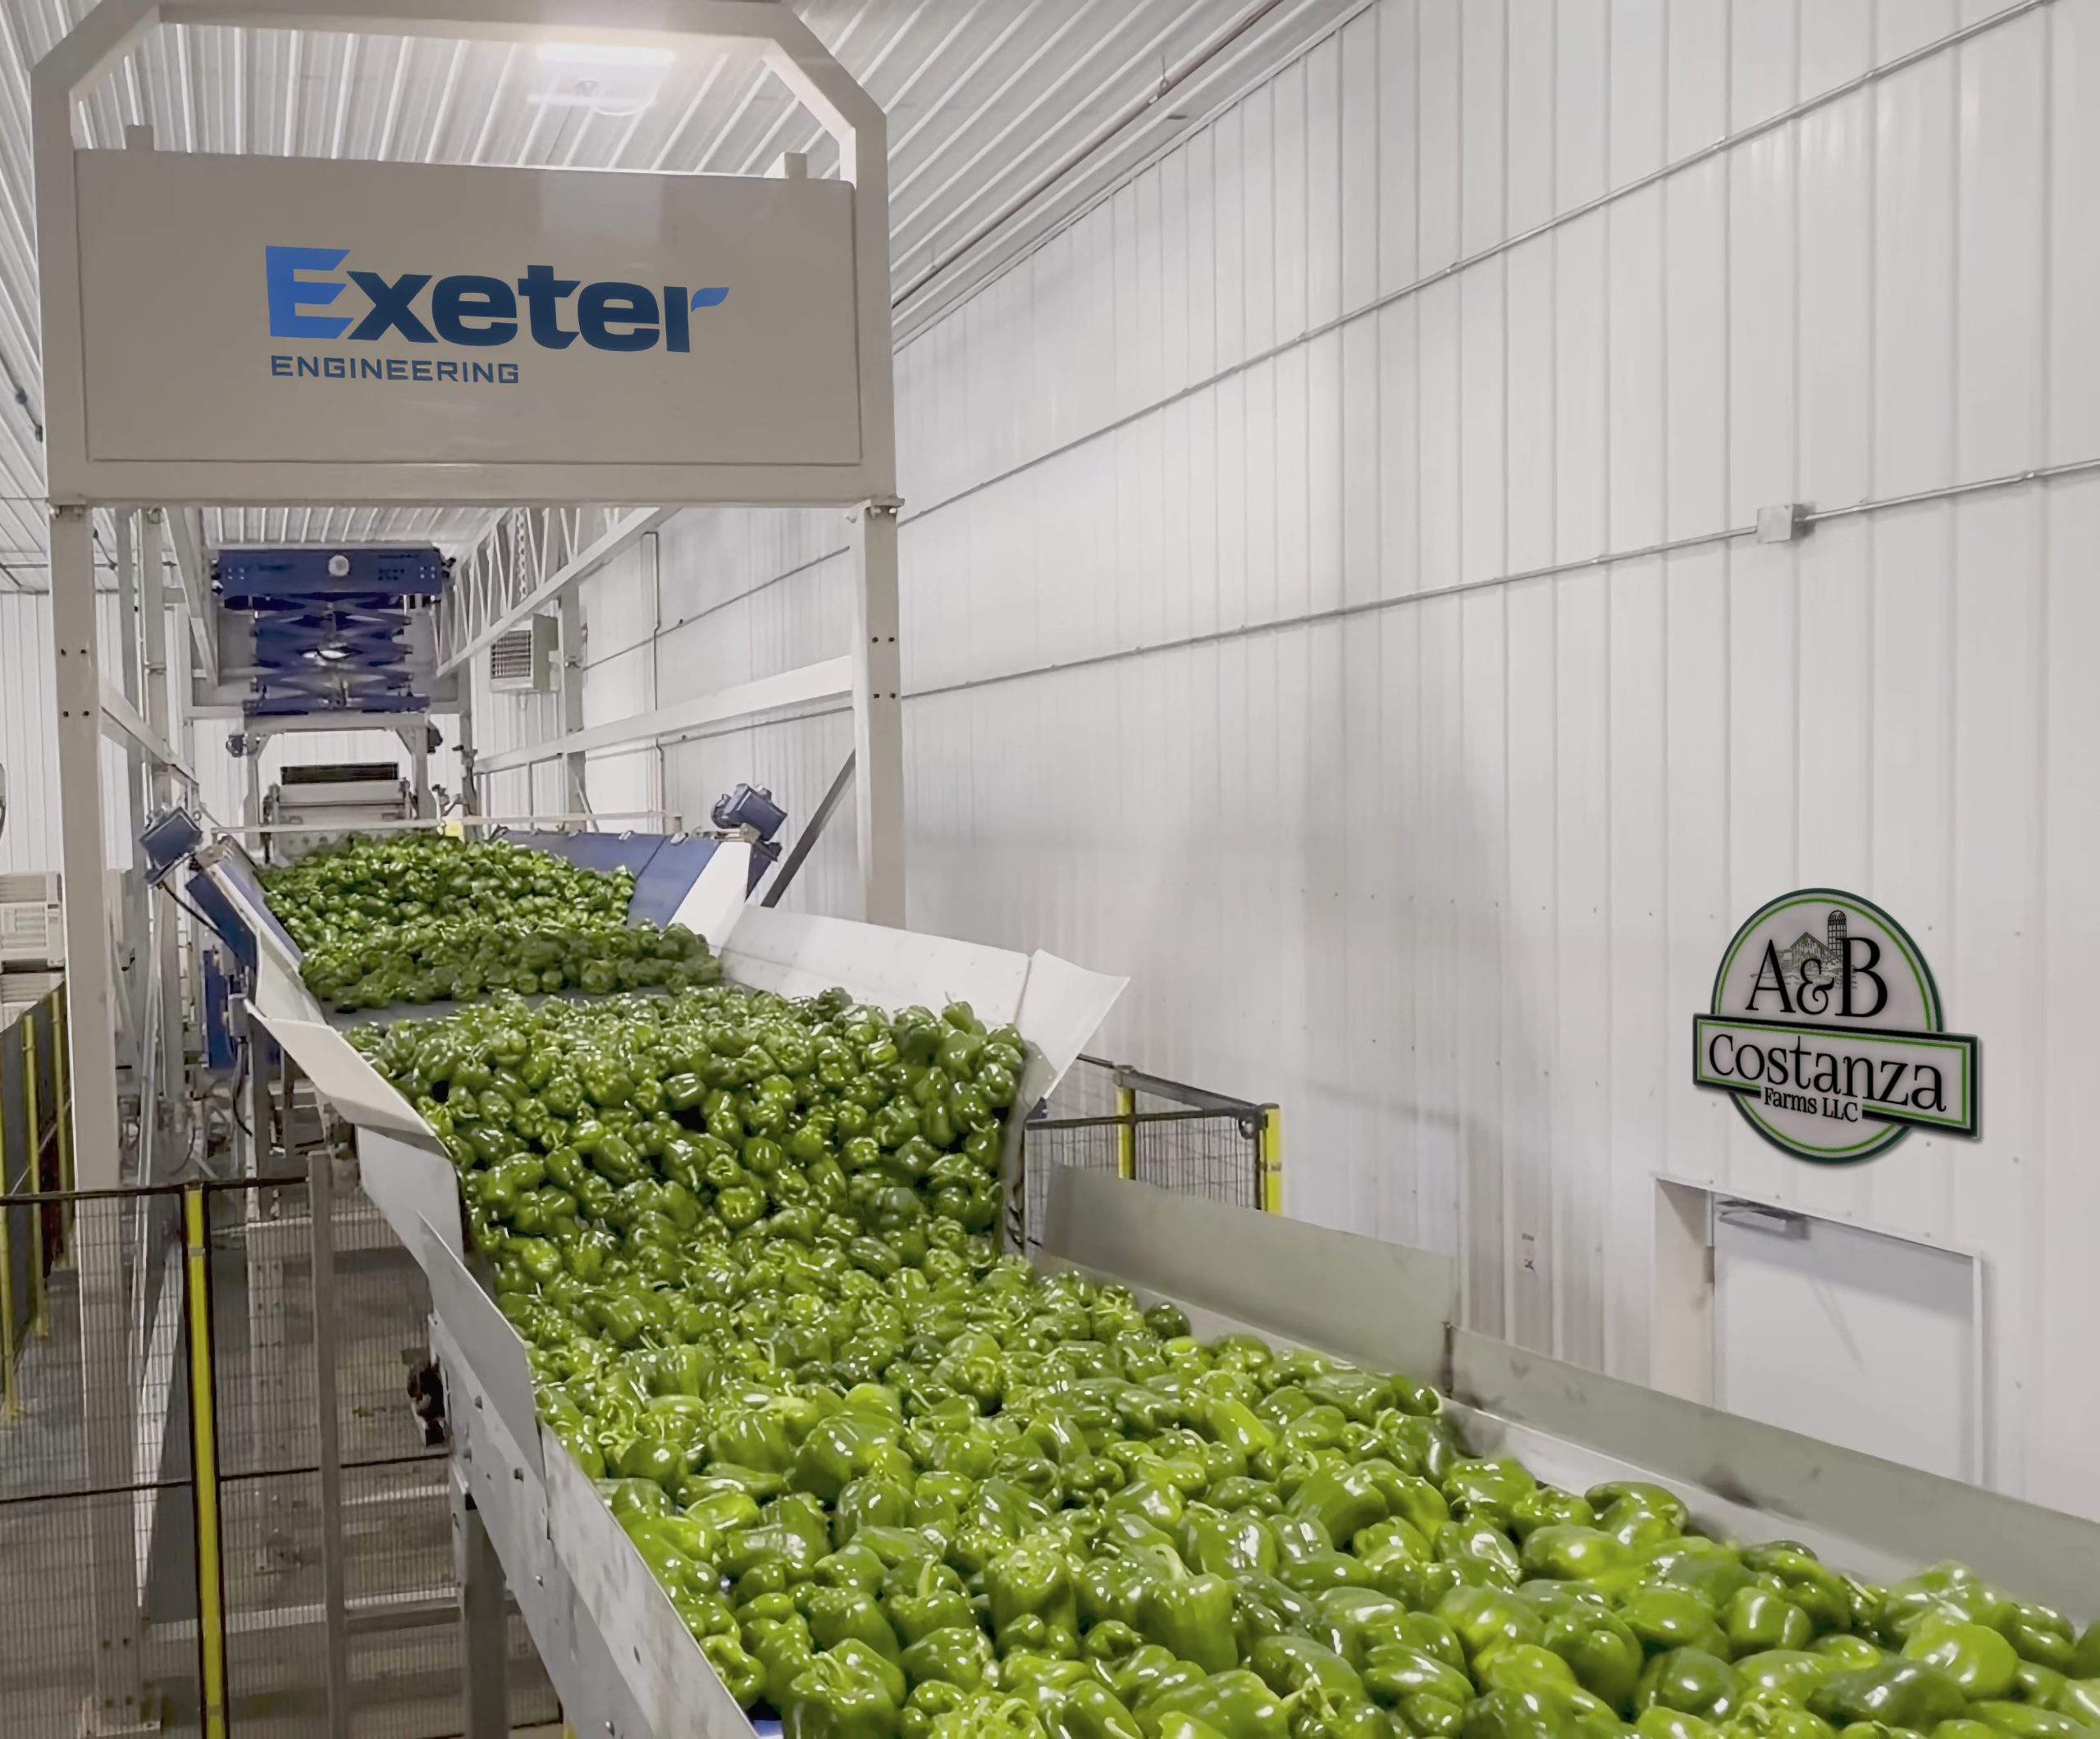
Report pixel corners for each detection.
[1033,1169,2100,1617]
[253,906,1129,1739]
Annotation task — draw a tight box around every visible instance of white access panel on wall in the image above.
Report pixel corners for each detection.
[1713,1204,1979,1485]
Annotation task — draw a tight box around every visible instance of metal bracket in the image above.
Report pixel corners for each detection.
[1715,1200,1810,1239]
[409,1358,448,1447]
[761,751,855,908]
[1755,502,1811,543]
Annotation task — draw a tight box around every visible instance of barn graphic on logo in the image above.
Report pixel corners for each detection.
[1770,909,1850,1006]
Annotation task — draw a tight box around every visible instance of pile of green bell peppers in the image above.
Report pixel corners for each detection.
[346,984,2099,1739]
[262,832,722,1011]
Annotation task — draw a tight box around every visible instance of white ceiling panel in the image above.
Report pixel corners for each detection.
[0,0,1357,590]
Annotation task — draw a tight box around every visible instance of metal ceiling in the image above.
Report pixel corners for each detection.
[0,0,1357,591]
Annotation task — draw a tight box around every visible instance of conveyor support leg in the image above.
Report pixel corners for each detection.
[457,1480,510,1739]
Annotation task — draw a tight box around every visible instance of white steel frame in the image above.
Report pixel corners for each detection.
[36,4,906,1728]
[39,0,906,1179]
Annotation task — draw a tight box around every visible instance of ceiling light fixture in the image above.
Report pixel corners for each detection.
[535,41,674,69]
[524,91,655,118]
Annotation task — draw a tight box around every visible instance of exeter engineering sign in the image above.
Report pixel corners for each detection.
[73,150,863,469]
[1693,890,1979,1164]
[263,246,733,381]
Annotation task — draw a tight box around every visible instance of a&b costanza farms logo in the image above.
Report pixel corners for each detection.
[1692,889,1980,1164]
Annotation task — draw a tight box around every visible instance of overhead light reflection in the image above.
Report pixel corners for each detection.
[536,42,674,68]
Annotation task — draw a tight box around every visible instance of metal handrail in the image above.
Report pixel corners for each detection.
[1072,1052,1271,1118]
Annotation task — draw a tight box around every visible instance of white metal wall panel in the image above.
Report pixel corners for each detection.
[0,591,145,874]
[471,0,2100,1518]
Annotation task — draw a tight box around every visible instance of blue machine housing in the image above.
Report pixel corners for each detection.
[216,546,446,605]
[200,951,237,1070]
[185,845,302,974]
[217,545,447,719]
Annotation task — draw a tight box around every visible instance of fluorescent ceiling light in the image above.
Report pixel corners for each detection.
[525,93,655,117]
[536,41,674,68]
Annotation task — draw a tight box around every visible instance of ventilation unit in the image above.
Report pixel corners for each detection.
[489,617,559,693]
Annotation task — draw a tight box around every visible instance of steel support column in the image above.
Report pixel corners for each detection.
[48,505,121,1189]
[456,682,479,819]
[402,717,431,819]
[457,1482,509,1739]
[141,509,184,1145]
[113,511,148,1072]
[51,507,145,1727]
[851,500,906,927]
[557,588,587,817]
[244,739,263,839]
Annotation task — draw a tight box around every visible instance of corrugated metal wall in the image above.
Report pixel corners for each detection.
[536,510,863,918]
[415,0,2100,1521]
[1,592,145,876]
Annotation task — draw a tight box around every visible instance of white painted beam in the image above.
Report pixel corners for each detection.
[475,657,851,774]
[100,684,196,787]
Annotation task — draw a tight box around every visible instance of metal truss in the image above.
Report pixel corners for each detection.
[435,504,673,679]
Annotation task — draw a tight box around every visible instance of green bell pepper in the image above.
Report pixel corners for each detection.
[1964,1705,2089,1736]
[1732,1650,1837,1708]
[806,1586,904,1660]
[1521,1525,1628,1583]
[1461,1685,1623,1738]
[702,1632,768,1708]
[1431,1585,1544,1664]
[889,1559,978,1645]
[1806,1662,1969,1731]
[1440,1459,1536,1526]
[1284,1685,1397,1739]
[1139,1569,1242,1675]
[1727,1586,1815,1655]
[2075,1627,2100,1679]
[1589,1482,1689,1550]
[1139,1668,1294,1739]
[1248,1635,1363,1704]
[1618,1585,1731,1659]
[1901,1622,2020,1700]
[1358,1641,1472,1709]
[746,1613,819,1706]
[902,1625,997,1692]
[1637,1648,1742,1722]
[988,1535,1080,1655]
[1544,1607,1644,1713]
[783,1644,906,1739]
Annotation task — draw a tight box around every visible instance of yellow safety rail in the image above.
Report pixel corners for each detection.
[53,989,74,1208]
[1259,1106,1282,1214]
[1114,1085,1137,1180]
[0,1111,13,1422]
[22,1016,42,1335]
[182,1186,230,1739]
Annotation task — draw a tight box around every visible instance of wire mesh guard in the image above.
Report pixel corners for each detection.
[0,1172,558,1737]
[1018,1056,1275,1253]
[0,1194,168,1737]
[208,1175,558,1737]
